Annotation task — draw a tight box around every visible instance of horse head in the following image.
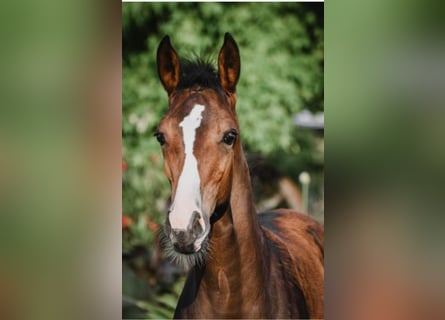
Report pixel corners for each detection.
[155,34,241,268]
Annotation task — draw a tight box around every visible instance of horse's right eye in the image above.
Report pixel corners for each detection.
[154,132,166,145]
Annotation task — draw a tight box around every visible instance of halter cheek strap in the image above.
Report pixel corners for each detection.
[210,198,230,224]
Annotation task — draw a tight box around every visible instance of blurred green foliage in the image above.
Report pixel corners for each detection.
[123,2,323,318]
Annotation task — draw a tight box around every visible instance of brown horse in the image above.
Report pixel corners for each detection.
[155,33,324,319]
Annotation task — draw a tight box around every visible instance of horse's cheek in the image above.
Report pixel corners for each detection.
[213,159,232,201]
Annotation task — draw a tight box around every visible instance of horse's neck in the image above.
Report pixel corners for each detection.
[200,147,266,310]
[229,148,263,248]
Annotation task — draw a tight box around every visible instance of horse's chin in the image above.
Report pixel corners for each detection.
[160,230,210,271]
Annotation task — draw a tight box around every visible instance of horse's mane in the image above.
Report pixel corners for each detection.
[177,58,222,91]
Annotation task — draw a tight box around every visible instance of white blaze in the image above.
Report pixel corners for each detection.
[169,104,205,230]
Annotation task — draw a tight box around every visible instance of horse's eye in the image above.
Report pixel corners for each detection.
[154,131,166,145]
[222,129,237,146]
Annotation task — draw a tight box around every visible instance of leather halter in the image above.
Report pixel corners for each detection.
[210,197,230,224]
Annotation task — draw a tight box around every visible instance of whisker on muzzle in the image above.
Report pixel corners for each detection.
[159,228,211,271]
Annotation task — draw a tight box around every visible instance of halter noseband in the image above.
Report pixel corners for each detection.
[210,197,230,224]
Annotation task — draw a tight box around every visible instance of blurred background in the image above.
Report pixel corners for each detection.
[326,0,445,319]
[1,0,445,319]
[0,1,122,319]
[122,2,324,318]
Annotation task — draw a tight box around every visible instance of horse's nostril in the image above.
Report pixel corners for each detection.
[191,211,203,236]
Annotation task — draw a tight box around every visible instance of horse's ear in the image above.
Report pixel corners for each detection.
[218,33,240,94]
[157,36,180,95]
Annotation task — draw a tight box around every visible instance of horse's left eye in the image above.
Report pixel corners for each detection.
[154,132,166,145]
[222,129,237,146]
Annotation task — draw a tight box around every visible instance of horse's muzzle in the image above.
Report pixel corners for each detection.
[169,211,204,254]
